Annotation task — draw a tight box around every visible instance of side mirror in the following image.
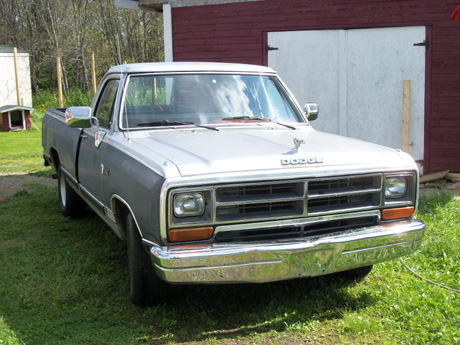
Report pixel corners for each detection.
[304,103,319,121]
[65,106,93,128]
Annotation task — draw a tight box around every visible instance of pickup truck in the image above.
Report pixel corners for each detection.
[42,62,425,306]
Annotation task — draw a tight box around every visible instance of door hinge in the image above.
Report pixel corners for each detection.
[413,38,429,48]
[265,44,279,53]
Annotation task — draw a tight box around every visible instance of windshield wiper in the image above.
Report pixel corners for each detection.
[220,116,297,130]
[137,120,188,127]
[221,116,266,121]
[137,120,219,131]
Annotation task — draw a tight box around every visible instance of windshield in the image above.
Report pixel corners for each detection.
[120,74,304,129]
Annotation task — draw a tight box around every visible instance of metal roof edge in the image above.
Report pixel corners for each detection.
[115,0,264,10]
[167,0,263,8]
[107,61,275,74]
[0,105,34,113]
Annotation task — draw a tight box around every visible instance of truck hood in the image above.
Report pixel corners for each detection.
[131,127,415,177]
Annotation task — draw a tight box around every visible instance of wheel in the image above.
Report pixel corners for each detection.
[335,265,373,281]
[58,167,86,218]
[126,213,167,306]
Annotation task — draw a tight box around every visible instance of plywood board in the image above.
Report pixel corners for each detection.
[425,179,446,189]
[419,170,450,183]
[447,182,460,190]
[446,173,460,182]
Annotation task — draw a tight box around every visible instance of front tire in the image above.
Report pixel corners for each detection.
[126,213,167,306]
[58,167,86,218]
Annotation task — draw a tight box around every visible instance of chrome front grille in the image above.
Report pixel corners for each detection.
[214,174,382,223]
[167,172,417,243]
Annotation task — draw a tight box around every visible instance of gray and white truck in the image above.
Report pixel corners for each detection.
[42,62,425,306]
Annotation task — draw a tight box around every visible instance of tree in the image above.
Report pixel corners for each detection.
[0,0,164,92]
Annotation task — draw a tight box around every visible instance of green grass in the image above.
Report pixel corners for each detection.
[0,121,51,175]
[1,184,460,344]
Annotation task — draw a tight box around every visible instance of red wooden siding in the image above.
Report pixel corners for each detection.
[25,110,31,130]
[1,113,8,132]
[172,0,460,173]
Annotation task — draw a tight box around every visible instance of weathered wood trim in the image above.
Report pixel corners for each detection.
[163,4,173,61]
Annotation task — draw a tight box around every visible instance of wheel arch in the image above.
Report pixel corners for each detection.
[111,195,143,242]
[50,148,60,172]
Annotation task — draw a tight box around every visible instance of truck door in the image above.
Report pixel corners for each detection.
[77,78,120,213]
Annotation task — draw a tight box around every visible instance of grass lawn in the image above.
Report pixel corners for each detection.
[1,123,460,344]
[0,120,50,175]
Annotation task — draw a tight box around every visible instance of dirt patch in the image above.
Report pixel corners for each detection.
[0,173,56,201]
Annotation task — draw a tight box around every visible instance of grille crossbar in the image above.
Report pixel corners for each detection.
[215,216,378,242]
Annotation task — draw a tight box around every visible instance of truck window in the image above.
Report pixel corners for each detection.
[120,74,303,128]
[94,79,120,128]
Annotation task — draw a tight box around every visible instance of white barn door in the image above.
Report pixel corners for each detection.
[268,27,426,163]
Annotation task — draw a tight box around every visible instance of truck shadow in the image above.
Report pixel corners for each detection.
[157,275,376,343]
[0,186,378,345]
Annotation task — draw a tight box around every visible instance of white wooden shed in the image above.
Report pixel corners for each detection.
[0,45,32,108]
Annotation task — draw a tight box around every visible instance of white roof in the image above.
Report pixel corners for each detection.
[107,62,276,75]
[0,105,33,113]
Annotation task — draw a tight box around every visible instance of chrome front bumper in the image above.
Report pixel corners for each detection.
[149,219,425,284]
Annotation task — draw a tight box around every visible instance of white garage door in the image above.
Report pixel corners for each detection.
[268,27,426,163]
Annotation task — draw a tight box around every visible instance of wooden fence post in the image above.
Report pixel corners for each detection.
[13,47,21,106]
[402,80,410,153]
[91,53,97,95]
[57,57,63,108]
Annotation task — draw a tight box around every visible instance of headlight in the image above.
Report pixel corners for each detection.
[173,192,205,217]
[385,177,407,198]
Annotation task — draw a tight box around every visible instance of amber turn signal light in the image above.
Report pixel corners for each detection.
[382,206,415,220]
[168,227,214,243]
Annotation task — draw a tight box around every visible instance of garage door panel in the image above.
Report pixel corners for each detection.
[268,30,341,134]
[268,26,425,163]
[346,27,425,161]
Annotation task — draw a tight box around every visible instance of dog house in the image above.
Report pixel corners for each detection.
[0,105,33,131]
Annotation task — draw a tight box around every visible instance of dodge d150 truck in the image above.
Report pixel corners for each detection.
[42,62,425,306]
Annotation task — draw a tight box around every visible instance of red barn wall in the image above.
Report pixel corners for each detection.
[172,0,460,173]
